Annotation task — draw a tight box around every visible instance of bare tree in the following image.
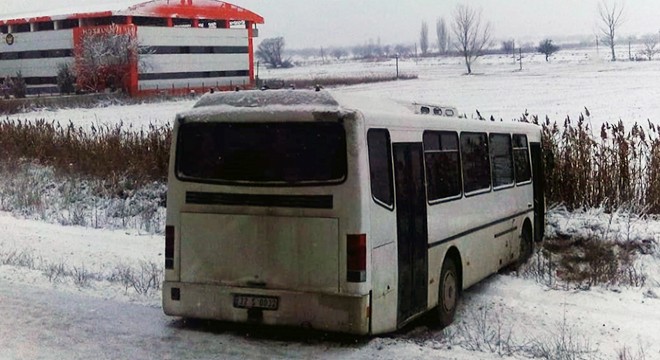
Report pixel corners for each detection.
[501,39,515,55]
[598,1,625,61]
[330,47,348,60]
[452,4,492,74]
[256,37,292,68]
[639,34,660,60]
[74,24,150,92]
[436,17,449,54]
[420,21,429,55]
[537,39,560,61]
[394,44,414,57]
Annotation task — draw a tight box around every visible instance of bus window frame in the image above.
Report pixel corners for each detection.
[367,128,395,211]
[423,130,463,205]
[513,134,532,186]
[489,132,516,191]
[174,119,349,187]
[460,131,493,197]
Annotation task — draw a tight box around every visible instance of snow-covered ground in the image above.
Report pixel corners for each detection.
[2,50,660,359]
[1,209,659,359]
[5,48,660,132]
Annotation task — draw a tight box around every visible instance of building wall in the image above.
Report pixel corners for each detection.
[1,24,253,95]
[137,26,251,91]
[0,30,74,91]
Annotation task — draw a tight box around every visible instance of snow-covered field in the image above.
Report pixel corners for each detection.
[1,208,659,359]
[2,50,660,359]
[5,48,660,133]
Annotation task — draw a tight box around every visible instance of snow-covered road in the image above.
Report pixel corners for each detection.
[2,208,659,360]
[0,278,486,360]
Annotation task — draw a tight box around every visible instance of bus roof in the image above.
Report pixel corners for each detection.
[180,89,541,140]
[181,89,455,120]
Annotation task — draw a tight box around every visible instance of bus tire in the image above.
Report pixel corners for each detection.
[435,257,458,327]
[518,222,533,264]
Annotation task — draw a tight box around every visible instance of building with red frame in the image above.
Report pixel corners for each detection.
[0,0,263,96]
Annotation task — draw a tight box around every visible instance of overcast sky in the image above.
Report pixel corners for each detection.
[1,1,658,49]
[228,0,659,49]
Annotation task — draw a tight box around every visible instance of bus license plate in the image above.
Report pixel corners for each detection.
[233,294,279,310]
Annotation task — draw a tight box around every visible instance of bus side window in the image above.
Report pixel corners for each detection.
[489,133,514,188]
[423,131,462,202]
[367,129,394,209]
[513,134,532,183]
[461,132,492,194]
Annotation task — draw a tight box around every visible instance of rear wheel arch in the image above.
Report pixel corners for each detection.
[433,247,462,328]
[444,246,463,294]
[519,218,534,262]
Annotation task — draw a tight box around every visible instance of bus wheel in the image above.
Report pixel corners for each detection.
[436,258,458,327]
[519,222,533,264]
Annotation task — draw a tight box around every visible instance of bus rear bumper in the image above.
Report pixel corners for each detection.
[162,281,371,335]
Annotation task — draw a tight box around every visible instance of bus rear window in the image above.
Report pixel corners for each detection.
[176,122,347,185]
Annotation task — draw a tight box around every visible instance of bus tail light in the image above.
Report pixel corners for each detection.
[165,225,174,269]
[347,234,366,282]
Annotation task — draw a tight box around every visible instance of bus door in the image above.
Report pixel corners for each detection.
[393,142,429,324]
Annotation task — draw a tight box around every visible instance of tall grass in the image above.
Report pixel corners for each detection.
[2,110,660,215]
[0,118,170,189]
[523,111,660,214]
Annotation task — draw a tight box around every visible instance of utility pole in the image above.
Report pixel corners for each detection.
[512,39,516,64]
[518,48,523,71]
[395,53,399,79]
[628,39,632,61]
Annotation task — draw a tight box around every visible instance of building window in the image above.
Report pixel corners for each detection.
[424,131,461,202]
[489,133,514,188]
[513,134,532,183]
[59,19,79,29]
[13,23,30,33]
[24,76,57,85]
[0,49,73,60]
[112,16,129,25]
[172,18,193,27]
[90,17,112,26]
[133,16,168,27]
[35,22,55,31]
[367,129,394,208]
[461,132,491,194]
[229,20,246,29]
[138,70,249,81]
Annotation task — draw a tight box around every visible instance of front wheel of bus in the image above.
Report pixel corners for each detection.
[436,258,458,327]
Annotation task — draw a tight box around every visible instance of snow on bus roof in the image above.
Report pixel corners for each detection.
[188,89,425,117]
[179,89,346,121]
[193,89,341,109]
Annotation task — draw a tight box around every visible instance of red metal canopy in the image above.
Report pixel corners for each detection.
[0,0,264,26]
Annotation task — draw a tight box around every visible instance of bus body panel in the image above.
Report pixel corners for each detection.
[360,111,542,329]
[370,241,398,333]
[164,90,545,335]
[179,212,339,292]
[163,281,370,334]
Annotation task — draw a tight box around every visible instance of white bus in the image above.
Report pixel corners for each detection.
[163,89,545,335]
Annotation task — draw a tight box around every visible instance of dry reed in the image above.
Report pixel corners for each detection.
[0,118,170,189]
[522,111,660,214]
[2,109,660,215]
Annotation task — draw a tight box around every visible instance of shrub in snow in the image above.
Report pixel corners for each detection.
[57,63,76,95]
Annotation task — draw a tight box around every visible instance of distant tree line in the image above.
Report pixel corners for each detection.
[256,0,660,73]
